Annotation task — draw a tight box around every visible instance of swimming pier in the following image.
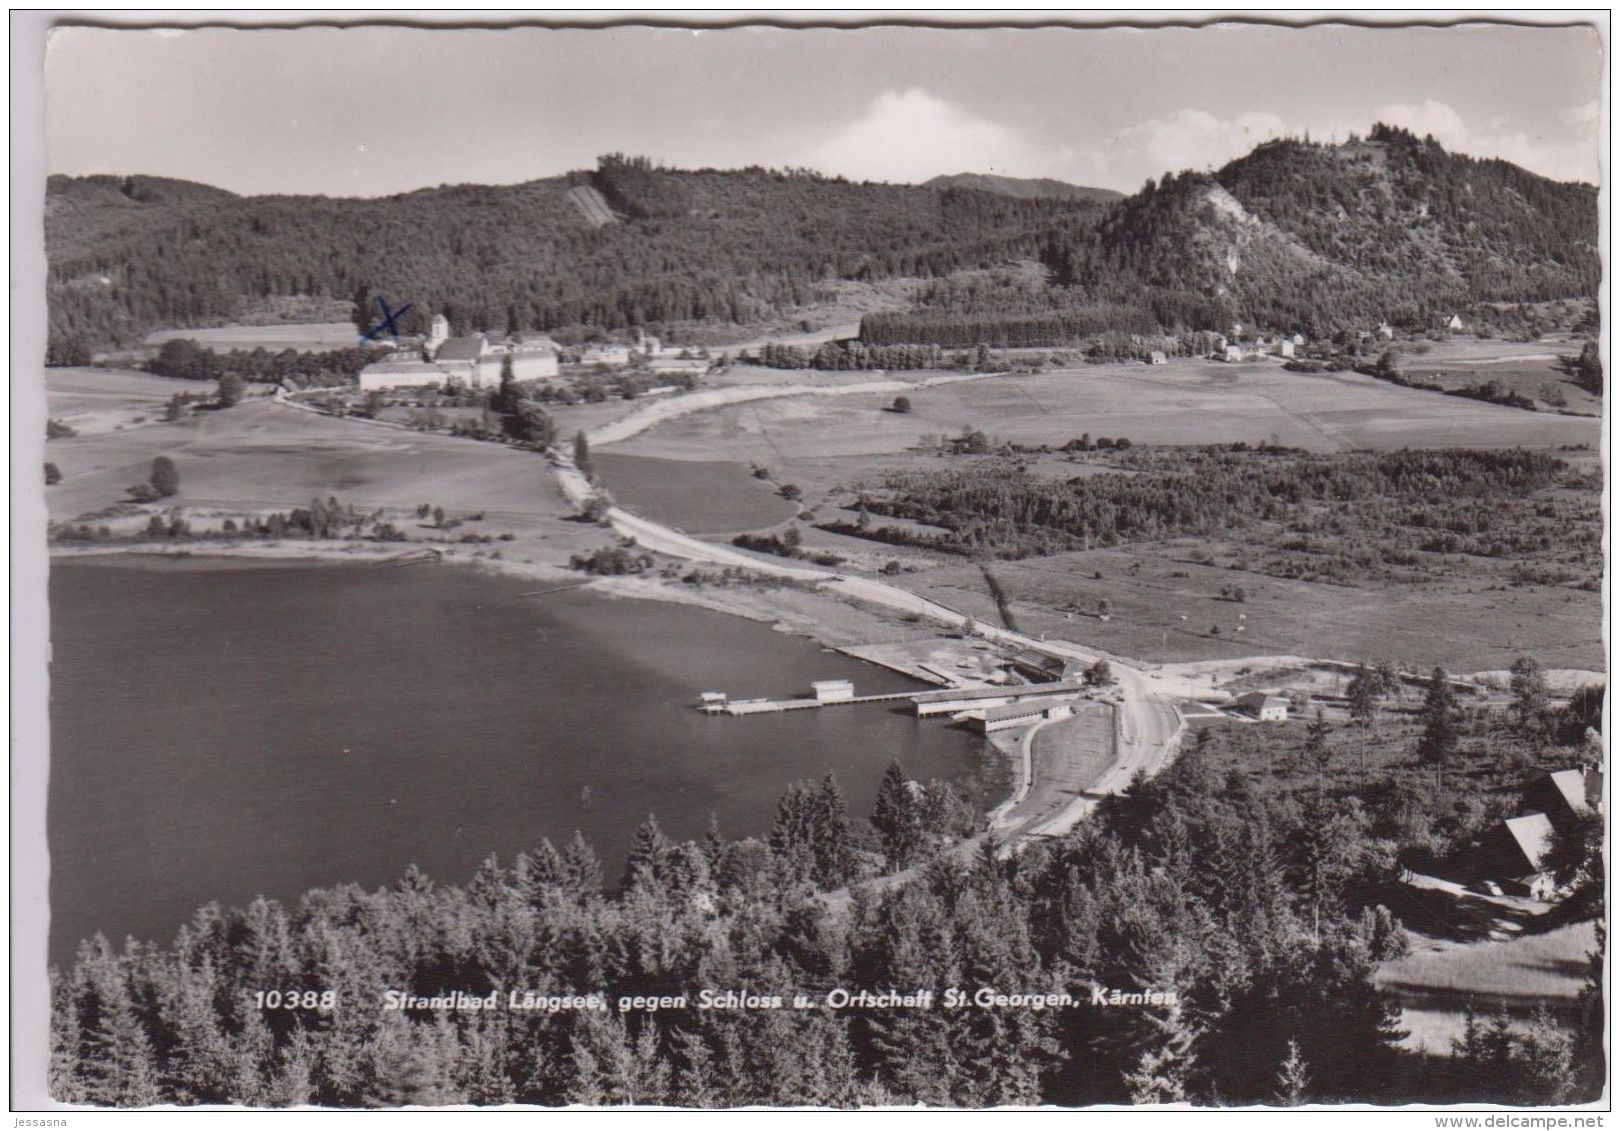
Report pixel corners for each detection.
[698,677,1086,718]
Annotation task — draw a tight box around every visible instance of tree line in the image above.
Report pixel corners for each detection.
[50,727,1603,1108]
[144,337,383,388]
[45,161,1097,354]
[849,447,1598,571]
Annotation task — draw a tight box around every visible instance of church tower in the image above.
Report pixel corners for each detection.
[427,313,450,353]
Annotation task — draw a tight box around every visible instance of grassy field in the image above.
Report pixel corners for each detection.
[44,400,581,544]
[1393,337,1600,416]
[143,321,361,352]
[890,542,1602,673]
[1379,922,1596,1001]
[591,452,797,535]
[610,353,1600,462]
[1376,922,1597,1053]
[43,367,219,436]
[597,348,1601,672]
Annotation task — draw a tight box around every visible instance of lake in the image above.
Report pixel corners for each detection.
[47,556,1001,965]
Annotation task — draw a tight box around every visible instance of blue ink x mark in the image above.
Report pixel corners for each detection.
[361,295,413,342]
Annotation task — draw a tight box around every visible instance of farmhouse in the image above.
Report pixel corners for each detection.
[1231,692,1289,722]
[1147,350,1168,365]
[1525,767,1602,827]
[971,699,1076,734]
[1375,322,1396,341]
[1274,340,1296,358]
[1290,332,1306,346]
[1475,813,1557,900]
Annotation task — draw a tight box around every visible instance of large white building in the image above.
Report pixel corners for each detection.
[356,330,559,391]
[484,341,561,384]
[357,359,467,391]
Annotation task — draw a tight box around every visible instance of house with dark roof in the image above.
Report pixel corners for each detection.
[434,335,487,363]
[1475,812,1557,900]
[1526,767,1602,828]
[1008,649,1068,683]
[1230,691,1289,722]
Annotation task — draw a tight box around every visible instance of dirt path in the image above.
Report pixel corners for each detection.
[582,369,1002,448]
[554,440,1186,882]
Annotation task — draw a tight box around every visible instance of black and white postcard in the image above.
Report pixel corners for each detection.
[13,12,1610,1115]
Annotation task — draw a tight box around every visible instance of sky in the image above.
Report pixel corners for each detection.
[44,20,1605,197]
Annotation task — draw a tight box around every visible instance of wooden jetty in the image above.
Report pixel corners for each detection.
[700,690,918,716]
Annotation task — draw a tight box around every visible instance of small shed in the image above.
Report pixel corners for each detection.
[812,679,855,703]
[1446,313,1465,331]
[1375,323,1396,341]
[1147,350,1168,365]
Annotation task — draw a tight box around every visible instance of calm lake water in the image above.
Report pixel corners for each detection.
[47,556,1000,965]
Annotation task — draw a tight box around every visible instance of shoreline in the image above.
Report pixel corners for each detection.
[48,539,1023,815]
[47,540,877,644]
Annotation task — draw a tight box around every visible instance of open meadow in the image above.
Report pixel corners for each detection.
[1394,336,1600,415]
[143,321,362,353]
[43,367,219,436]
[888,543,1602,674]
[43,399,590,551]
[610,354,1600,463]
[590,348,1602,673]
[1376,922,1597,1054]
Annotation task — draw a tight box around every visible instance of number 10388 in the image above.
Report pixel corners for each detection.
[253,990,335,1010]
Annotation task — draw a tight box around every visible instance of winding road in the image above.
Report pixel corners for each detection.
[552,379,1188,855]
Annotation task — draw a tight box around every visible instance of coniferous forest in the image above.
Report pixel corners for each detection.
[52,731,1604,1108]
[47,128,1597,359]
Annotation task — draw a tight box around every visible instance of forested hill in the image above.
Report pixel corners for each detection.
[924,172,1123,204]
[1044,125,1599,333]
[46,130,1600,356]
[44,159,1103,354]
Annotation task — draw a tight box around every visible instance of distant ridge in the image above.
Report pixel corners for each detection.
[44,130,1597,356]
[925,172,1123,203]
